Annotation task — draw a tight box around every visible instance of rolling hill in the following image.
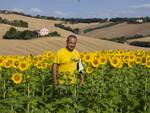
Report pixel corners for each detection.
[0,13,150,55]
[83,22,150,39]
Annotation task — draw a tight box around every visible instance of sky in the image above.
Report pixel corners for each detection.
[0,0,150,18]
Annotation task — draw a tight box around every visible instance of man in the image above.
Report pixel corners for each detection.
[52,35,84,85]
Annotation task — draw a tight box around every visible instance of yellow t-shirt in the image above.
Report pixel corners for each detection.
[53,47,80,75]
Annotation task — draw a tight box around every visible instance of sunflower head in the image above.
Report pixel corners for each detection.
[86,66,93,74]
[91,58,99,68]
[110,57,122,68]
[68,76,77,85]
[11,72,23,84]
[18,61,29,71]
[127,61,135,68]
[3,59,13,68]
[84,54,91,63]
[145,61,150,68]
[13,59,20,68]
[58,79,65,85]
[99,57,107,65]
[0,57,4,66]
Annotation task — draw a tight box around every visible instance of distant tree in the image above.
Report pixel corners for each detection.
[0,16,28,27]
[3,27,17,39]
[0,17,3,23]
[48,31,60,37]
[3,27,38,40]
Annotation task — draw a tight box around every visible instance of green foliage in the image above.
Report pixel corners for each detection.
[0,64,150,113]
[3,27,38,40]
[3,27,17,39]
[0,16,28,27]
[102,34,144,43]
[48,31,61,37]
[55,23,80,34]
[129,41,150,48]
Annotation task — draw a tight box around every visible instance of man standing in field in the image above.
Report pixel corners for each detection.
[51,35,84,85]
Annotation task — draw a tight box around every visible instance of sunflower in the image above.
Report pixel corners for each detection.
[42,63,48,69]
[43,51,54,59]
[84,54,91,63]
[145,60,150,68]
[135,49,143,56]
[36,62,48,69]
[35,62,42,69]
[86,66,93,74]
[146,55,150,62]
[135,56,142,64]
[38,56,44,62]
[110,57,122,68]
[12,59,20,68]
[58,79,65,85]
[91,58,99,68]
[99,56,107,65]
[123,55,129,64]
[127,61,135,68]
[117,61,123,68]
[0,57,4,67]
[80,52,86,60]
[128,54,136,62]
[68,76,77,85]
[18,61,29,71]
[141,56,146,65]
[3,59,13,68]
[11,72,23,84]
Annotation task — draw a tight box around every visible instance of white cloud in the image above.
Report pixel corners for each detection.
[11,8,24,13]
[30,8,43,13]
[130,3,150,9]
[54,10,67,16]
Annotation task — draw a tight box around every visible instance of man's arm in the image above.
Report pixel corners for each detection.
[52,63,58,85]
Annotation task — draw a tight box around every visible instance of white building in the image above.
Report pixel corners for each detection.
[37,28,49,36]
[136,19,143,23]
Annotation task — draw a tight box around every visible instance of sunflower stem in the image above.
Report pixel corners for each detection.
[144,76,148,111]
[11,104,14,113]
[42,76,44,97]
[3,79,6,99]
[27,82,30,112]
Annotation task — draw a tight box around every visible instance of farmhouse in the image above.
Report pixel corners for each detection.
[36,28,49,36]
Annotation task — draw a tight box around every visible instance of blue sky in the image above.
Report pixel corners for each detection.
[0,0,150,18]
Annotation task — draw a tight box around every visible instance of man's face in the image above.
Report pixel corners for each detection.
[66,37,77,51]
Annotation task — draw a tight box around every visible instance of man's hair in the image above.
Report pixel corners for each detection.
[66,35,77,42]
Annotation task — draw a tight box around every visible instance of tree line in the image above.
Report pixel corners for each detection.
[2,10,150,23]
[55,23,80,34]
[110,17,150,23]
[0,16,28,27]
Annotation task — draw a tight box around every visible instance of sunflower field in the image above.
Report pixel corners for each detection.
[0,49,150,113]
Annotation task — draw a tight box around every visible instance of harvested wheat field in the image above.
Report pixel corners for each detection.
[84,22,150,39]
[80,22,112,31]
[62,22,100,29]
[127,36,150,43]
[0,35,149,55]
